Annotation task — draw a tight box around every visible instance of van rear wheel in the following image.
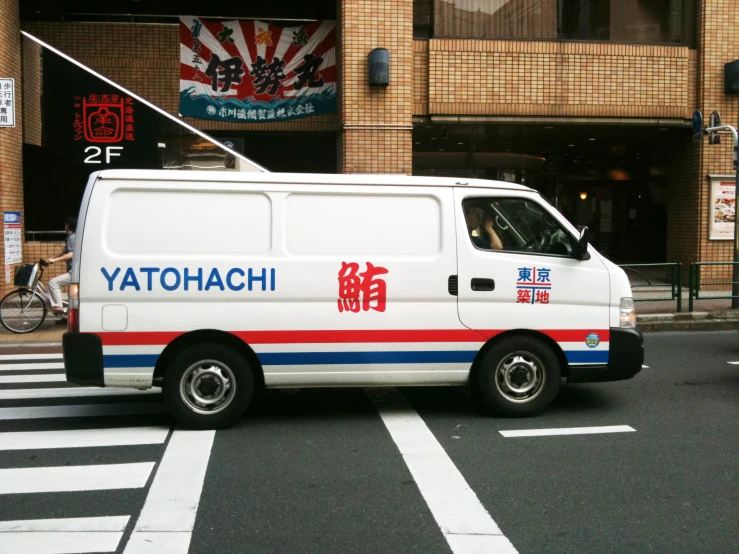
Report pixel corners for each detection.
[475,336,560,417]
[163,343,254,430]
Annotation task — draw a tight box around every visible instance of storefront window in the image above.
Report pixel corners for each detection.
[414,0,696,46]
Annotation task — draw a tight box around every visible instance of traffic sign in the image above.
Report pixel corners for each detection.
[692,110,703,134]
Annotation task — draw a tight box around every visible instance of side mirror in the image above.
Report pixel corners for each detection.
[576,227,591,260]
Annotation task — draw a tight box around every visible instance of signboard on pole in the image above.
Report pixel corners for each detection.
[3,212,22,264]
[179,17,337,123]
[709,175,736,240]
[0,78,16,128]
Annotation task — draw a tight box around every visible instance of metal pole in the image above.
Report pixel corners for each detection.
[688,264,694,313]
[676,263,682,313]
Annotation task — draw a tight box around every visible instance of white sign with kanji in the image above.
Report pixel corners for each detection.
[0,79,15,128]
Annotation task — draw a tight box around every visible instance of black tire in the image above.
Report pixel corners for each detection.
[474,335,560,417]
[163,342,255,430]
[0,289,47,334]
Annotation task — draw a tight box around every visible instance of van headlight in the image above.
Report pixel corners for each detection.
[619,297,636,328]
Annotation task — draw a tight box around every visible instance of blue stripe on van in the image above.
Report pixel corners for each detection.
[257,350,479,366]
[103,349,608,368]
[103,354,160,368]
[565,350,609,364]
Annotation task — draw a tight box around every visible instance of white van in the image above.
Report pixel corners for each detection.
[64,169,643,429]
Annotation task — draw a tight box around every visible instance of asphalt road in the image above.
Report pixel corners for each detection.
[0,331,736,553]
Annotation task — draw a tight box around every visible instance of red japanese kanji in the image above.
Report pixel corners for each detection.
[337,262,389,313]
[535,290,550,304]
[516,289,531,304]
[337,262,361,313]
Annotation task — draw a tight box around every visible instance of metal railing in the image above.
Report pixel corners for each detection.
[688,262,739,312]
[619,263,682,312]
[25,231,67,242]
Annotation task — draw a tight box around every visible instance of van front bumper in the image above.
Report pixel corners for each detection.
[567,327,644,383]
[63,332,104,387]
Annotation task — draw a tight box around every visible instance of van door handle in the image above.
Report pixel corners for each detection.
[471,278,495,291]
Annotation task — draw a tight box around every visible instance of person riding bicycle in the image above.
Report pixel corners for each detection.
[43,217,76,317]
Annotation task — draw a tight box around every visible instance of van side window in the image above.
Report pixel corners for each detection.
[462,197,576,257]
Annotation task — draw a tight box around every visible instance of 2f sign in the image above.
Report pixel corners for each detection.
[84,146,123,164]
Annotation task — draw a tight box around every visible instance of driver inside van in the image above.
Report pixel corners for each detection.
[464,205,503,250]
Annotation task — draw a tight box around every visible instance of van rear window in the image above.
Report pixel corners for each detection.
[107,190,271,254]
[284,194,441,255]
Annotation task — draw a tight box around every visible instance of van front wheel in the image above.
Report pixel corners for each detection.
[164,343,254,430]
[475,336,560,417]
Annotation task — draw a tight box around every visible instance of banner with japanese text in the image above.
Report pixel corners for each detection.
[179,17,336,123]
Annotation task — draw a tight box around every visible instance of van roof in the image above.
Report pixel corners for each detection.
[94,169,535,192]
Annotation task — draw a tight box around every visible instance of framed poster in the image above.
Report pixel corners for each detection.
[709,175,736,240]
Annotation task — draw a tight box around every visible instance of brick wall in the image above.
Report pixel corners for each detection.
[21,36,41,146]
[338,0,413,174]
[21,22,338,134]
[666,135,701,274]
[420,40,692,118]
[692,0,739,285]
[412,40,428,115]
[0,1,24,296]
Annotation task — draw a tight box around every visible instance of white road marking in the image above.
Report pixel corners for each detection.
[0,402,167,421]
[0,427,169,451]
[124,429,215,554]
[0,353,62,361]
[0,373,66,384]
[368,389,518,554]
[500,425,636,438]
[642,365,649,369]
[0,362,64,371]
[0,516,129,532]
[0,387,160,400]
[0,462,155,494]
[0,531,123,553]
[727,361,739,365]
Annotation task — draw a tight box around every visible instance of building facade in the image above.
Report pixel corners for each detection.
[0,0,737,293]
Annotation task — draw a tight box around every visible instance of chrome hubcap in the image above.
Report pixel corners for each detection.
[494,351,545,403]
[180,360,236,415]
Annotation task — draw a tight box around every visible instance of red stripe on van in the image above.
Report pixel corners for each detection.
[475,329,611,342]
[98,328,609,346]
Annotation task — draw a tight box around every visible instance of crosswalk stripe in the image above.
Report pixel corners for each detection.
[0,353,62,361]
[499,425,636,438]
[0,531,124,553]
[0,373,66,384]
[0,387,161,400]
[0,516,130,532]
[0,462,155,494]
[369,389,518,554]
[0,427,170,450]
[0,402,167,421]
[0,362,64,371]
[124,430,215,553]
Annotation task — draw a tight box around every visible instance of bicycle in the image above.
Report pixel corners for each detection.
[0,260,68,334]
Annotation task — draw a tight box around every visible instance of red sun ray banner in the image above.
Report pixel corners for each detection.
[180,16,337,123]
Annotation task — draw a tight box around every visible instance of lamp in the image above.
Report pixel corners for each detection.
[368,48,390,87]
[580,192,588,200]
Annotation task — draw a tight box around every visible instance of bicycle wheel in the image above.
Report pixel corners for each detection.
[0,289,47,333]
